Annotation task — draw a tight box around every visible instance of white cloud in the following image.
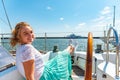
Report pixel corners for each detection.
[73,6,112,36]
[78,23,86,26]
[64,24,70,29]
[93,6,112,23]
[74,7,111,34]
[90,6,112,32]
[93,16,105,22]
[75,22,86,30]
[46,6,52,10]
[101,6,111,15]
[60,17,64,21]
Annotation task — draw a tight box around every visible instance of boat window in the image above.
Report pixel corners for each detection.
[0,46,15,69]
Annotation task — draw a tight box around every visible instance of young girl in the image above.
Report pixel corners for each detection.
[10,22,74,80]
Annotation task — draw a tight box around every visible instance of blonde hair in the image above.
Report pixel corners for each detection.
[10,22,32,47]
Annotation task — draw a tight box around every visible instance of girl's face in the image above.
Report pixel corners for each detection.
[19,26,34,44]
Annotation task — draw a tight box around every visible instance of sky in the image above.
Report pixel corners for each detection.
[0,0,120,37]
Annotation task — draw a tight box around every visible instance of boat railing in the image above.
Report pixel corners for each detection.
[106,27,119,78]
[0,32,105,52]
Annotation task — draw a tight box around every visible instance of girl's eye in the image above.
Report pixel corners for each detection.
[23,31,33,35]
[24,33,28,35]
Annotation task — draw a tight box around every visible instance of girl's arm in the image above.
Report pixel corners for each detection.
[23,59,35,80]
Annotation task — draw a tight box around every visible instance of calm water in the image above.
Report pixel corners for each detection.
[1,38,106,52]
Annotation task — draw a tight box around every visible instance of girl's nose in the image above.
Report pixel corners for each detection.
[28,33,33,37]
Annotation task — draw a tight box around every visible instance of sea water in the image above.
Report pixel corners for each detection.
[1,38,109,52]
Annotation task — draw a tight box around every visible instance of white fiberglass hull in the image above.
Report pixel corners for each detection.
[0,66,25,80]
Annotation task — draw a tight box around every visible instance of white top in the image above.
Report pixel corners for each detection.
[16,44,44,80]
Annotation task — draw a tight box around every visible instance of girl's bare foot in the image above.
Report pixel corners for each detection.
[66,45,74,54]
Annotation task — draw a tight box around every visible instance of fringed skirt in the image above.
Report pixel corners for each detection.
[40,51,72,80]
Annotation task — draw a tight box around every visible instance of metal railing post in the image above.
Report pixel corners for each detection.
[45,32,47,52]
[106,27,119,78]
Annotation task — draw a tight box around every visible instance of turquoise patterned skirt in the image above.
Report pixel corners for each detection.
[40,51,72,80]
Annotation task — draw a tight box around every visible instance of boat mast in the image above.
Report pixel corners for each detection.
[112,6,115,41]
[1,0,12,31]
[113,6,116,27]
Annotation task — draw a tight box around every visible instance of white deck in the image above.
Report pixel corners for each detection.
[0,51,120,80]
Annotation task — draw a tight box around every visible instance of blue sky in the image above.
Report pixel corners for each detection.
[0,0,120,37]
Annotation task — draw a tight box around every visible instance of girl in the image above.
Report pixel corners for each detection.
[10,22,74,80]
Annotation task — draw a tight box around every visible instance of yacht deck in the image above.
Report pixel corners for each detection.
[72,65,97,80]
[72,65,84,80]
